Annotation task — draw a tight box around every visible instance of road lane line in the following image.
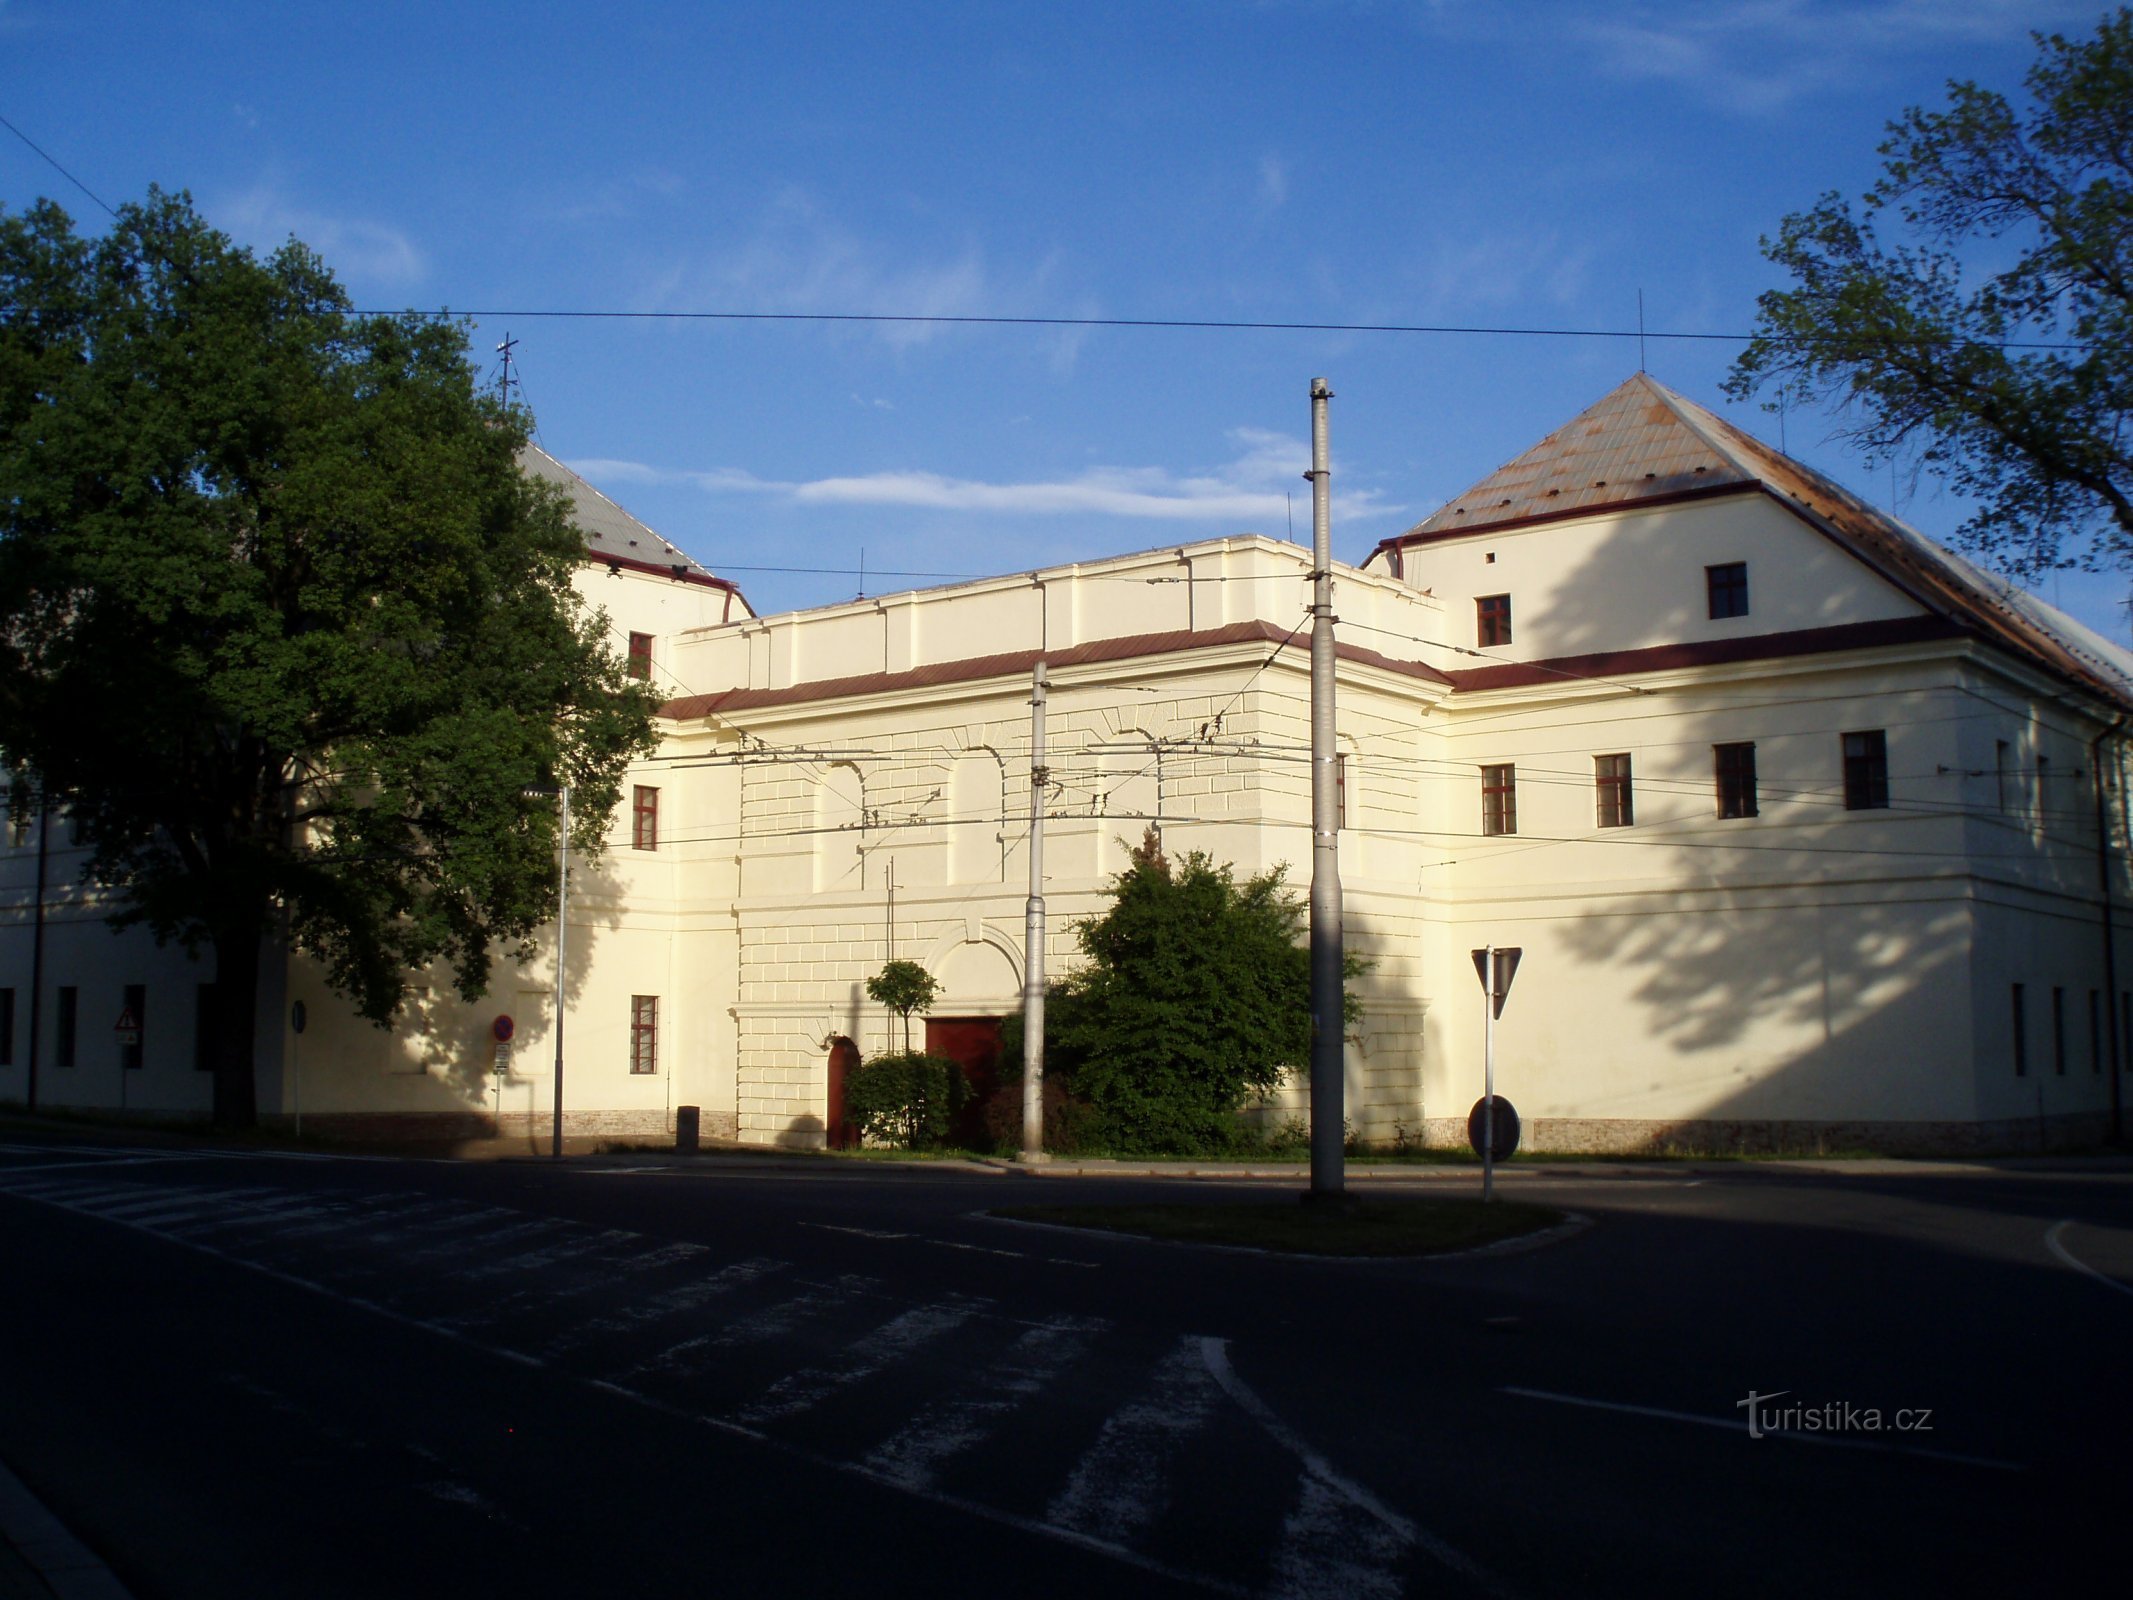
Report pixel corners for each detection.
[1500,1386,2025,1471]
[2046,1218,2133,1302]
[1203,1338,1511,1598]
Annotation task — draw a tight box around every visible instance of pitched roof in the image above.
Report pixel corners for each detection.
[1385,373,2133,707]
[517,444,746,602]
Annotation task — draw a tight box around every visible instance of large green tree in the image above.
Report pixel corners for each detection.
[1725,10,2133,576]
[0,191,658,1126]
[1045,831,1360,1154]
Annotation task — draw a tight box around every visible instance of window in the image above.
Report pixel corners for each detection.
[630,995,659,1075]
[627,632,653,681]
[2012,984,2028,1076]
[632,785,659,851]
[194,984,219,1072]
[120,983,145,1071]
[1714,742,1758,819]
[1996,740,2011,813]
[1595,754,1634,828]
[1706,562,1749,619]
[1476,594,1512,648]
[0,988,12,1067]
[2053,986,2067,1075]
[1842,730,1889,810]
[2036,754,2052,832]
[1481,764,1517,836]
[2091,989,2103,1075]
[56,986,77,1068]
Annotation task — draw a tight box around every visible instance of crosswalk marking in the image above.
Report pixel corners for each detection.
[732,1295,983,1425]
[1047,1337,1222,1543]
[538,1257,784,1358]
[865,1314,1107,1490]
[618,1273,881,1386]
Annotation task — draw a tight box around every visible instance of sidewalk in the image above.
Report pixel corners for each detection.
[0,1460,130,1600]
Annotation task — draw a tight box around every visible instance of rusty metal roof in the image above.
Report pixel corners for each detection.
[1393,374,2133,707]
[1403,372,1751,537]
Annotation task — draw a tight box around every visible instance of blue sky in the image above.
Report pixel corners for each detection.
[4,0,2124,635]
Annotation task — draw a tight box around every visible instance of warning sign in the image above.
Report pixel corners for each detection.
[113,1006,141,1047]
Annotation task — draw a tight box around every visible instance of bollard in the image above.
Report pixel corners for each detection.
[675,1104,701,1155]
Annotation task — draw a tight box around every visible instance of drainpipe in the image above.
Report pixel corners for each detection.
[2092,715,2126,1143]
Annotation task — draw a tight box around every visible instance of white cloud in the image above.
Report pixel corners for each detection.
[572,428,1404,525]
[216,185,425,285]
[1258,155,1290,211]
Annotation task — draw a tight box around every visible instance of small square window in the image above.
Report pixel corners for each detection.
[1476,594,1512,648]
[1595,754,1634,828]
[1707,562,1749,619]
[627,632,654,681]
[1481,764,1517,836]
[1715,742,1758,819]
[630,995,659,1075]
[632,785,659,851]
[1842,730,1889,810]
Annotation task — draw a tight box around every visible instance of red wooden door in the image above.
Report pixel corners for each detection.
[825,1035,861,1149]
[924,1016,1003,1147]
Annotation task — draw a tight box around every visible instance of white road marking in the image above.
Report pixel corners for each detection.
[2045,1218,2133,1302]
[734,1296,983,1424]
[539,1257,786,1359]
[1500,1386,2025,1472]
[1047,1337,1220,1543]
[619,1276,880,1384]
[865,1315,1107,1490]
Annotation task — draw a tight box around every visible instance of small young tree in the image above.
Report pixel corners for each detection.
[866,959,941,1052]
[1047,830,1363,1154]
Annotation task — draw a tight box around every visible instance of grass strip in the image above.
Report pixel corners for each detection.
[993,1197,1566,1257]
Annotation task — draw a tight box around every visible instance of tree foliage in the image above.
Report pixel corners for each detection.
[1725,10,2133,575]
[843,1051,965,1150]
[1046,832,1362,1155]
[0,191,659,1125]
[865,958,941,1053]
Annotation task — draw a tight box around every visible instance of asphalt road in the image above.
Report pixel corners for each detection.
[0,1136,2126,1598]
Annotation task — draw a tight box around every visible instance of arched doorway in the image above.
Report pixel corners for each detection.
[825,1035,861,1149]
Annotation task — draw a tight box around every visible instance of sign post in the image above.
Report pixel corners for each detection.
[491,1014,515,1115]
[1470,946,1522,1202]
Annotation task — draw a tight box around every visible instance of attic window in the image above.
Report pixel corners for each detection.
[1707,562,1749,619]
[628,537,640,545]
[1693,466,1707,475]
[1546,488,1560,497]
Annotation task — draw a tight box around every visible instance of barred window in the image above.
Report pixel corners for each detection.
[632,786,659,851]
[1481,764,1517,836]
[1842,731,1889,810]
[1595,754,1633,828]
[1476,594,1512,648]
[630,995,659,1075]
[1715,742,1758,819]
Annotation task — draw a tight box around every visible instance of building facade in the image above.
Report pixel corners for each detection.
[3,379,2127,1151]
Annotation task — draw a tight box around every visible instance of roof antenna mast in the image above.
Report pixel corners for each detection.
[495,332,519,409]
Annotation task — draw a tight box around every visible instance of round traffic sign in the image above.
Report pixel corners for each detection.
[1466,1095,1520,1161]
[492,1014,515,1043]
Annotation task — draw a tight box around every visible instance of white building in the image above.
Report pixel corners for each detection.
[4,377,2127,1152]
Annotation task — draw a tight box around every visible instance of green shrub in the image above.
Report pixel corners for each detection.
[843,1051,965,1150]
[979,1076,1101,1156]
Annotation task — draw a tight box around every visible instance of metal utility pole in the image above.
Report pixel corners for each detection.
[1022,659,1049,1163]
[1306,377,1346,1200]
[26,788,49,1113]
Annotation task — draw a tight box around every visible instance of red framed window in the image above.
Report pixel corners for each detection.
[1481,764,1517,836]
[632,785,658,851]
[1715,742,1758,819]
[627,631,653,681]
[1595,753,1633,828]
[630,995,658,1075]
[1476,594,1512,648]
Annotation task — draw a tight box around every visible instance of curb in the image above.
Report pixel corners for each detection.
[0,1459,132,1600]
